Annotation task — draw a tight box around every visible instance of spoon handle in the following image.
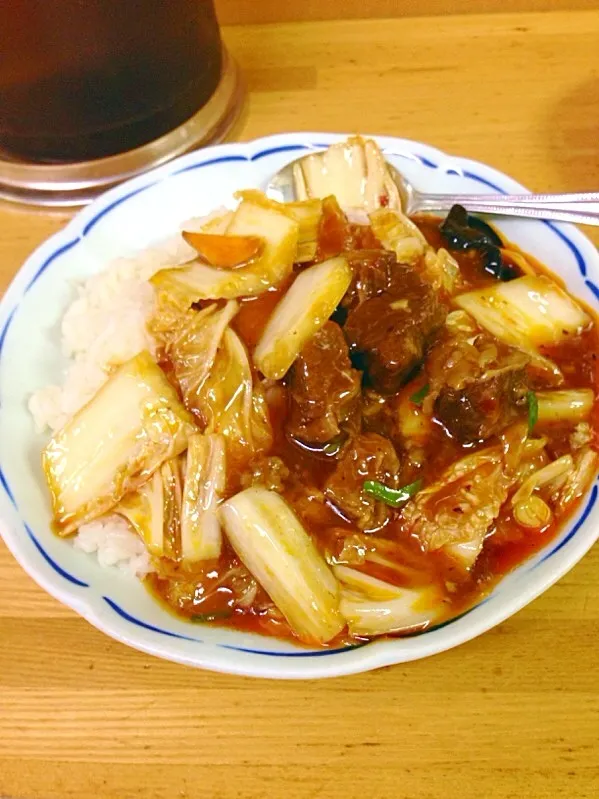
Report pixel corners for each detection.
[413,192,599,226]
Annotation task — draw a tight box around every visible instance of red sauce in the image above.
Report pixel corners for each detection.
[233,278,292,350]
[147,211,599,648]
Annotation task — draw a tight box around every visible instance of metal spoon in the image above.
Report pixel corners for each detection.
[266,154,599,226]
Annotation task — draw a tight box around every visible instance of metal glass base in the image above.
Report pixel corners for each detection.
[0,49,243,208]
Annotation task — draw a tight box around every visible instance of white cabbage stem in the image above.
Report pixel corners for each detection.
[512,455,574,505]
[456,275,591,350]
[254,256,352,380]
[292,136,401,213]
[43,351,196,536]
[334,566,440,636]
[181,434,226,562]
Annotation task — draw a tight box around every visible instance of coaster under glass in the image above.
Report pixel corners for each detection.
[0,49,243,208]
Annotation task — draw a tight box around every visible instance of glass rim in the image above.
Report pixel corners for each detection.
[0,48,243,208]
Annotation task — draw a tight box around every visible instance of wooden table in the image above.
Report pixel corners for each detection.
[2,10,599,799]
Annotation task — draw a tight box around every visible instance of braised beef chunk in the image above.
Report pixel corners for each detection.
[287,321,361,446]
[435,371,528,444]
[344,266,446,394]
[361,388,401,446]
[427,329,530,444]
[324,433,400,531]
[341,249,399,311]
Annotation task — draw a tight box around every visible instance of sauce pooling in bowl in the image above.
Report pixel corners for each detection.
[145,199,599,645]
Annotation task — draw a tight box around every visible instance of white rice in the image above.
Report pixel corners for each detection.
[74,517,154,577]
[29,235,196,434]
[29,223,213,577]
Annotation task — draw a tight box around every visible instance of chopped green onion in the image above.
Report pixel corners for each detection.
[190,609,233,623]
[410,383,430,405]
[363,479,423,507]
[527,390,539,432]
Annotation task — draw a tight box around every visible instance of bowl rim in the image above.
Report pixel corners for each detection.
[1,131,598,679]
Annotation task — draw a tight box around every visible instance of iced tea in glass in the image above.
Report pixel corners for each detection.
[0,0,223,163]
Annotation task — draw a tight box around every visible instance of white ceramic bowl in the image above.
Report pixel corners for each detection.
[1,132,598,679]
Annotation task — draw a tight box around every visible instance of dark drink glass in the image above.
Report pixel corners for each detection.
[0,0,223,163]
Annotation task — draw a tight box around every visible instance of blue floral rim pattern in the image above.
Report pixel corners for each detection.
[0,140,596,658]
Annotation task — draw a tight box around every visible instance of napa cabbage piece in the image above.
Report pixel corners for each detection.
[334,566,440,636]
[509,449,599,529]
[254,256,352,379]
[160,301,238,399]
[339,593,438,636]
[292,136,401,213]
[400,421,556,568]
[43,351,196,536]
[570,422,593,450]
[220,487,345,644]
[369,207,427,266]
[118,436,226,562]
[200,328,273,462]
[149,282,238,350]
[536,389,594,424]
[237,191,323,262]
[551,447,599,513]
[154,458,182,559]
[117,456,183,559]
[401,447,508,569]
[370,208,462,293]
[333,565,408,600]
[180,433,226,562]
[512,454,574,506]
[151,191,299,301]
[285,199,323,262]
[513,495,553,529]
[423,246,462,295]
[512,444,598,519]
[455,275,591,349]
[117,471,166,557]
[159,301,272,465]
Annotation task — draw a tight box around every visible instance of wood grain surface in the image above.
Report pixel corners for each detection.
[1,10,599,799]
[214,0,599,25]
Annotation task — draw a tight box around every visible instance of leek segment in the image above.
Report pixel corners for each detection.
[43,352,196,536]
[536,389,594,424]
[220,488,344,644]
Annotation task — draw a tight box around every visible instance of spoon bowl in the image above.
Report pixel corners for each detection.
[266,150,599,226]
